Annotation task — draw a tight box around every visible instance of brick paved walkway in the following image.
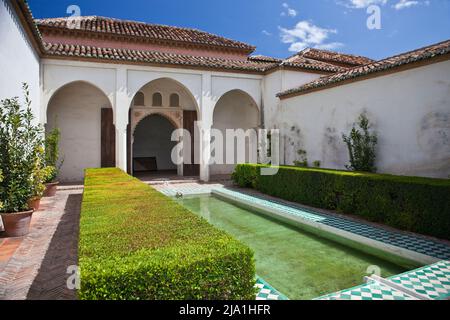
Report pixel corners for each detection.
[0,189,82,300]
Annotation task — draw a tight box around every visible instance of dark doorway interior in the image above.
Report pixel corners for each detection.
[132,114,177,175]
[183,110,200,176]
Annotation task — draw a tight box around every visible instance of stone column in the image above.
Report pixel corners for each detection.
[199,73,213,182]
[115,67,130,172]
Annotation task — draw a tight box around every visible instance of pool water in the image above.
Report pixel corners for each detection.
[178,195,407,300]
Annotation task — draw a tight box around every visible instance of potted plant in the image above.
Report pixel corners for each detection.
[43,165,58,197]
[0,83,44,237]
[43,127,61,197]
[28,147,46,211]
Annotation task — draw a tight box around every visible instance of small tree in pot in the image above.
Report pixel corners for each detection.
[0,83,44,237]
[42,127,61,197]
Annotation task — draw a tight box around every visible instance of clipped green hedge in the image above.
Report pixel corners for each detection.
[80,168,255,300]
[232,164,450,240]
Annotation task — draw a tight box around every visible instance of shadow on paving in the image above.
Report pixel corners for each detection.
[27,193,82,300]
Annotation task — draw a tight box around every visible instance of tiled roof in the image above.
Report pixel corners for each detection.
[300,48,374,66]
[43,42,278,72]
[36,16,255,53]
[281,54,349,73]
[42,41,356,74]
[249,53,351,73]
[13,0,44,53]
[248,55,282,63]
[278,39,450,98]
[34,15,372,74]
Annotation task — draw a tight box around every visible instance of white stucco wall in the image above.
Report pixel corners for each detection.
[263,70,323,128]
[279,60,450,178]
[262,69,323,165]
[47,82,112,182]
[210,90,260,175]
[135,78,197,110]
[0,0,40,121]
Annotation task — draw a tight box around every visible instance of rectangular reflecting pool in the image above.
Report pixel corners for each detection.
[177,195,407,300]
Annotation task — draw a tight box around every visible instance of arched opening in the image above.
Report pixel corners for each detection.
[211,89,260,176]
[152,92,163,107]
[133,91,145,106]
[133,114,178,176]
[129,78,200,178]
[46,81,114,182]
[170,93,180,107]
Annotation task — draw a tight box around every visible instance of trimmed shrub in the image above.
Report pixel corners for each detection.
[79,168,255,300]
[233,164,450,240]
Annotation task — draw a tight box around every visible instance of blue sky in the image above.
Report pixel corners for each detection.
[28,0,450,60]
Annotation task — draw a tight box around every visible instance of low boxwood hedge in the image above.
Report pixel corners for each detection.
[232,164,450,240]
[79,168,255,300]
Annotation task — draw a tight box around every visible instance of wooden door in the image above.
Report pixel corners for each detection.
[127,109,132,174]
[183,111,200,176]
[101,108,116,168]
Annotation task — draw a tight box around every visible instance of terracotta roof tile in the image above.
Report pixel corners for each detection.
[43,42,277,72]
[300,48,374,66]
[36,16,255,53]
[277,39,450,98]
[248,55,282,63]
[42,40,353,74]
[249,53,351,73]
[281,55,349,73]
[13,0,44,53]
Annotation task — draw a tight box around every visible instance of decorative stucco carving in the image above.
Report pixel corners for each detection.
[131,107,183,137]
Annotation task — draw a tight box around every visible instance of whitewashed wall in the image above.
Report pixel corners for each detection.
[262,69,323,164]
[279,60,450,178]
[47,82,112,182]
[263,69,322,128]
[210,90,260,175]
[0,0,40,121]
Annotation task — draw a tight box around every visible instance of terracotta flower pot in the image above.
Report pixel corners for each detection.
[43,181,59,197]
[27,197,41,211]
[0,210,34,238]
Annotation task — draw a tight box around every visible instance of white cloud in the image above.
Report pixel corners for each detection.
[339,0,388,9]
[337,0,430,9]
[279,20,342,52]
[394,0,419,9]
[262,30,272,36]
[281,3,298,17]
[393,0,430,10]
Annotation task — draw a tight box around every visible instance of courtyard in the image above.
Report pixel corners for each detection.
[1,0,450,307]
[1,171,449,301]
